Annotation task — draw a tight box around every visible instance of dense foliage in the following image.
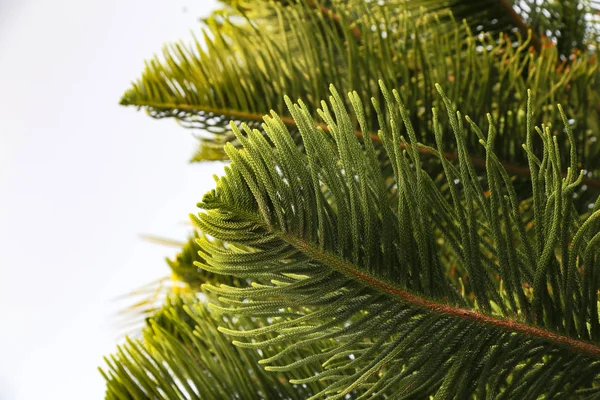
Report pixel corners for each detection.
[103,1,600,398]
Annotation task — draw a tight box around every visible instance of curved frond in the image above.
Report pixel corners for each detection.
[114,231,247,337]
[122,0,600,188]
[192,84,600,398]
[101,296,329,399]
[166,230,245,290]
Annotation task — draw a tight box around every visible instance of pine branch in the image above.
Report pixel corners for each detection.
[130,99,600,190]
[283,233,600,359]
[102,296,329,399]
[123,0,600,191]
[192,84,600,397]
[105,2,600,398]
[113,231,254,340]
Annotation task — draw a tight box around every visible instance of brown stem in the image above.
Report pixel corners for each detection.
[498,0,542,52]
[284,233,600,359]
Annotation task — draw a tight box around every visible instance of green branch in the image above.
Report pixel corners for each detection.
[282,232,600,359]
[192,84,600,396]
[127,99,600,190]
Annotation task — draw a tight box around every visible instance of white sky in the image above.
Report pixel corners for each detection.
[0,1,222,398]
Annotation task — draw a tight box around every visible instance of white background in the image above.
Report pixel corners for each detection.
[0,1,221,398]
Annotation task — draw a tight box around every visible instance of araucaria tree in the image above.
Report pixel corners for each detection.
[102,1,600,398]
